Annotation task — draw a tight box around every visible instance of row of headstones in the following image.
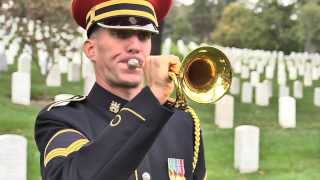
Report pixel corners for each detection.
[215,95,301,129]
[229,77,320,107]
[235,64,319,87]
[162,39,320,116]
[165,38,320,87]
[11,66,95,106]
[0,35,95,105]
[0,14,85,63]
[10,51,95,105]
[162,38,320,67]
[0,14,87,84]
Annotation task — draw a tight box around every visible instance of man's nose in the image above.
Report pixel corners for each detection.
[127,35,142,54]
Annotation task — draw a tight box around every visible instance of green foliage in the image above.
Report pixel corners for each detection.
[165,0,320,53]
[188,0,215,42]
[164,5,193,41]
[213,1,303,53]
[295,1,320,52]
[212,2,255,48]
[165,0,236,43]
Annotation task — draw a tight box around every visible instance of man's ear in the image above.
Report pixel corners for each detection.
[83,39,97,62]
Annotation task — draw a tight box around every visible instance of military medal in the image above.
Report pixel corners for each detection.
[168,158,186,180]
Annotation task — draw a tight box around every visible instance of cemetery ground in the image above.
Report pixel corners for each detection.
[1,64,320,180]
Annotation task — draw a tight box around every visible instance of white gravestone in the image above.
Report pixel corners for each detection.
[161,38,172,55]
[265,66,274,79]
[82,54,95,78]
[0,43,8,72]
[234,125,260,173]
[215,95,234,128]
[256,63,264,74]
[240,66,250,79]
[177,40,189,57]
[0,53,8,72]
[277,66,287,85]
[288,67,297,80]
[264,80,273,98]
[279,96,296,128]
[297,63,304,76]
[293,81,303,99]
[11,72,31,105]
[250,71,260,87]
[0,134,27,180]
[17,54,31,74]
[312,67,319,80]
[304,72,313,87]
[233,60,242,74]
[46,64,61,87]
[241,82,253,103]
[248,60,256,70]
[279,85,289,97]
[58,57,69,74]
[255,83,269,106]
[67,62,81,82]
[38,50,49,75]
[304,63,313,87]
[230,77,240,95]
[84,75,96,95]
[314,88,320,107]
[7,40,20,65]
[188,41,199,51]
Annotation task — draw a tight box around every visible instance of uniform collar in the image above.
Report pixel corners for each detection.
[86,83,128,114]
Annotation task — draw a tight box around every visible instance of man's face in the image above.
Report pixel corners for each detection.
[92,28,152,88]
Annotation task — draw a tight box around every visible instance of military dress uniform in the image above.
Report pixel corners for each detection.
[35,83,206,180]
[35,0,207,179]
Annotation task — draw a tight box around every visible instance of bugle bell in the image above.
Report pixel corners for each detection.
[169,46,232,106]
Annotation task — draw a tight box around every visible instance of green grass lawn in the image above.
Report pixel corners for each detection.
[0,63,320,180]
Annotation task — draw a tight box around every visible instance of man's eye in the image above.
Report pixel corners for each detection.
[138,32,152,41]
[109,29,151,41]
[116,31,133,39]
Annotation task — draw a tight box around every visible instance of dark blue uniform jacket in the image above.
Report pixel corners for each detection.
[35,83,206,180]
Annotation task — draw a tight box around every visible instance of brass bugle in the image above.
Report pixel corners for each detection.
[169,46,232,106]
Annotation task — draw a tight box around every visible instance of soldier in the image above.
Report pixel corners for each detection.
[34,0,207,179]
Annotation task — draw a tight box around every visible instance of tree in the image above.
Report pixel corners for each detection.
[163,4,193,42]
[188,0,216,42]
[188,0,237,42]
[295,1,320,52]
[0,0,81,62]
[212,2,257,48]
[254,0,301,53]
[212,0,305,53]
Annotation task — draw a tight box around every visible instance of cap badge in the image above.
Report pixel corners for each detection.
[129,17,138,25]
[109,101,120,113]
[168,158,186,180]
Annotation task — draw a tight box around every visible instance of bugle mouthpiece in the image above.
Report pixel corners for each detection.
[128,58,140,69]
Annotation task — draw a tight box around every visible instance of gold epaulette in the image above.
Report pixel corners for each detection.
[46,95,86,111]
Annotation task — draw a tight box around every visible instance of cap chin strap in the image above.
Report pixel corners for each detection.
[97,22,159,34]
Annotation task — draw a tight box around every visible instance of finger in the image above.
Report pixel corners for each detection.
[168,56,181,74]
